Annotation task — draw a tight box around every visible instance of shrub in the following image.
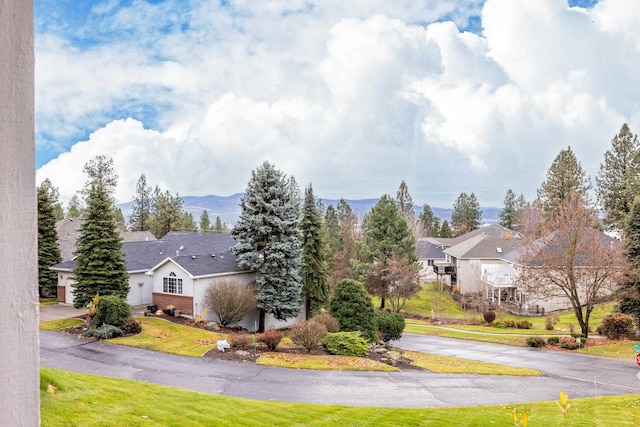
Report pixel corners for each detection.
[257,329,284,351]
[119,317,141,335]
[560,341,580,350]
[547,336,560,344]
[290,320,328,352]
[525,336,545,348]
[493,321,505,329]
[516,320,532,329]
[376,311,405,342]
[483,311,496,324]
[82,324,123,339]
[545,315,560,331]
[92,295,130,328]
[569,332,584,339]
[312,313,340,333]
[204,280,257,326]
[596,313,635,339]
[329,279,377,342]
[321,332,369,357]
[229,332,252,350]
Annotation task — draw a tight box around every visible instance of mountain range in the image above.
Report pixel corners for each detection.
[118,194,501,227]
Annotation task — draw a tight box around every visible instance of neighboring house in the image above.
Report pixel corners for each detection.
[55,218,156,261]
[436,225,524,306]
[50,232,304,330]
[497,229,621,313]
[414,239,448,284]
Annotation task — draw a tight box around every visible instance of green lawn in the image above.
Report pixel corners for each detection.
[40,367,640,426]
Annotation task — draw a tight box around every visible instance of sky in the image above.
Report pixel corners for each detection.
[34,0,639,209]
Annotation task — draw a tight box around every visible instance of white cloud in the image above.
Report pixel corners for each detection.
[35,0,640,209]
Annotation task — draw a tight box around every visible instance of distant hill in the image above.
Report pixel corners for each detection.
[118,194,501,227]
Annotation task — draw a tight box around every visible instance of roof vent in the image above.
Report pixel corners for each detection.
[191,255,196,259]
[211,254,216,258]
[496,247,503,253]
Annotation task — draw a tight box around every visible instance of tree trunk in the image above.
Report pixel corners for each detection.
[258,308,266,332]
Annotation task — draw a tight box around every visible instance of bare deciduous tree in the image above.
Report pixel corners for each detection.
[516,192,625,338]
[204,280,257,326]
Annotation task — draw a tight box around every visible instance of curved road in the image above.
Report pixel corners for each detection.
[40,331,640,408]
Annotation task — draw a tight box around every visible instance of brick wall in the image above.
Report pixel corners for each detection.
[152,293,193,315]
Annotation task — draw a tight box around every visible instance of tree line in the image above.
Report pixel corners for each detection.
[37,123,640,339]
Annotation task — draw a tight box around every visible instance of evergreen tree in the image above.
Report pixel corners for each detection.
[81,155,118,203]
[114,207,126,231]
[213,216,225,233]
[499,189,525,230]
[129,174,152,232]
[396,180,415,222]
[232,161,302,328]
[596,123,640,231]
[73,158,129,308]
[619,196,640,331]
[362,194,418,309]
[419,203,440,237]
[37,179,62,297]
[329,279,377,342]
[179,211,198,232]
[324,204,340,254]
[300,184,330,317]
[66,195,82,219]
[440,220,453,238]
[537,146,591,216]
[450,192,482,235]
[148,187,185,238]
[200,210,212,232]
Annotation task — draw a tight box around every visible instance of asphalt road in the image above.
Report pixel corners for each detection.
[39,331,640,408]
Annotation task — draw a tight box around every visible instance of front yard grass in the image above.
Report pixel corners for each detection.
[108,317,227,357]
[257,352,399,371]
[40,367,640,426]
[39,318,84,332]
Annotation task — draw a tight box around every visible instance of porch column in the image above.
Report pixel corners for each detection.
[0,1,39,423]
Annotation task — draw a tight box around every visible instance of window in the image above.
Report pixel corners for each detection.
[427,259,434,266]
[163,272,183,294]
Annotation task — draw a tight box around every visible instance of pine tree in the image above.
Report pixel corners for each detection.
[451,192,482,235]
[73,157,129,308]
[129,174,152,231]
[114,207,126,231]
[619,196,640,331]
[37,179,62,297]
[537,146,591,216]
[419,203,440,237]
[596,123,640,231]
[499,189,525,230]
[200,210,212,232]
[148,187,184,238]
[179,211,197,232]
[440,220,453,238]
[300,184,330,317]
[362,194,418,309]
[232,161,302,328]
[213,216,225,233]
[396,180,415,222]
[66,195,82,219]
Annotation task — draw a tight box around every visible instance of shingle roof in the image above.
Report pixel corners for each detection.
[415,239,448,259]
[52,232,244,277]
[444,234,524,260]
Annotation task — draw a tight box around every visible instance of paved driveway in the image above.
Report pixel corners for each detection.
[39,304,85,322]
[39,331,640,408]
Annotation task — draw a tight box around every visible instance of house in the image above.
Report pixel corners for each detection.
[414,239,449,284]
[51,232,304,330]
[436,225,525,306]
[55,218,156,261]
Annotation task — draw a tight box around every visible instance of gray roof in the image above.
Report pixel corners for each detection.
[55,218,156,261]
[427,224,521,248]
[415,239,448,260]
[52,232,244,277]
[444,233,524,260]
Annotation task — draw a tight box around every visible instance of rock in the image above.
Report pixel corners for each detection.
[235,350,250,356]
[155,310,164,316]
[206,322,220,331]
